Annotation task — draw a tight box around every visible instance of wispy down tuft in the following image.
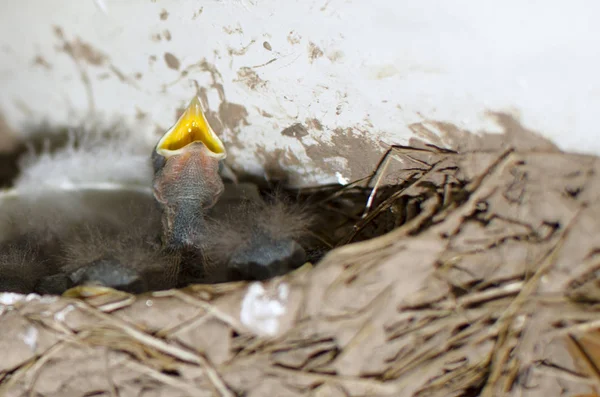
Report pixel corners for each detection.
[14,122,153,194]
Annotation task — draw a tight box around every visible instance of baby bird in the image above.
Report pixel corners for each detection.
[152,96,227,251]
[202,188,311,282]
[53,195,180,293]
[151,97,312,283]
[0,188,180,294]
[0,240,50,293]
[0,95,312,294]
[0,121,181,294]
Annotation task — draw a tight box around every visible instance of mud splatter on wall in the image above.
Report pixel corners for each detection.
[0,1,597,187]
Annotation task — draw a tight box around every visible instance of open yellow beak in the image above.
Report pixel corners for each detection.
[156,96,226,159]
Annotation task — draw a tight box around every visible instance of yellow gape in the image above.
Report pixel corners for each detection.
[157,96,226,157]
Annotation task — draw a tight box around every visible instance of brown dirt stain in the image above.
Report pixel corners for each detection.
[327,51,344,62]
[194,86,223,136]
[58,36,107,66]
[108,65,140,89]
[53,26,99,112]
[163,30,172,41]
[109,65,126,82]
[148,55,157,65]
[159,9,169,20]
[254,147,304,184]
[307,42,324,63]
[257,109,273,118]
[197,60,226,101]
[281,123,309,139]
[192,7,204,19]
[228,40,256,57]
[235,67,267,90]
[303,127,385,182]
[181,60,250,154]
[263,41,272,51]
[219,102,249,133]
[164,52,181,70]
[223,25,243,35]
[32,55,52,69]
[174,106,185,120]
[135,108,147,120]
[408,112,559,153]
[287,31,301,45]
[305,118,323,131]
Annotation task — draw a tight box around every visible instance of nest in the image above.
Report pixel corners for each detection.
[1,145,600,397]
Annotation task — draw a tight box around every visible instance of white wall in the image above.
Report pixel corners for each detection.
[0,0,597,186]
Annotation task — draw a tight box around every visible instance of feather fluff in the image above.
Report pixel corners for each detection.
[60,218,179,292]
[0,240,52,293]
[201,190,313,281]
[13,123,153,195]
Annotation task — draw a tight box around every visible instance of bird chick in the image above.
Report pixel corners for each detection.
[201,190,312,283]
[51,193,179,294]
[152,96,227,251]
[0,181,178,294]
[0,240,51,293]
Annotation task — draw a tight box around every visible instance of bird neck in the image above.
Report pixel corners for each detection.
[164,200,207,251]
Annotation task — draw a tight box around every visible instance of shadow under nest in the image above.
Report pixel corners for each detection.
[0,123,466,296]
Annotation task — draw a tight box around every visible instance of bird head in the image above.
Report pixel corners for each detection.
[152,96,227,249]
[154,96,226,163]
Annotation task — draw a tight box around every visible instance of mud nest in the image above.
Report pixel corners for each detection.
[1,144,600,397]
